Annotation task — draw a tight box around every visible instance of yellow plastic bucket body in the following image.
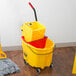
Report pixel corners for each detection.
[21,21,46,42]
[21,38,55,69]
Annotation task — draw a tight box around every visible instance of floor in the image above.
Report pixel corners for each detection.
[5,47,76,76]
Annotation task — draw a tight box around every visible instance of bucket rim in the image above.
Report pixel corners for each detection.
[21,38,55,54]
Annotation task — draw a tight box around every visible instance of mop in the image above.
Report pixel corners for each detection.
[0,37,20,76]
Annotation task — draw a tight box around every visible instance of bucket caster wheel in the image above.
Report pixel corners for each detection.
[36,68,41,74]
[50,63,53,68]
[24,60,28,65]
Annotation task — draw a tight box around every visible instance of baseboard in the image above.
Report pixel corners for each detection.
[2,42,76,51]
[55,42,76,47]
[2,46,22,51]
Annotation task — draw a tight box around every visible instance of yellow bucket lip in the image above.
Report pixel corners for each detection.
[21,38,55,55]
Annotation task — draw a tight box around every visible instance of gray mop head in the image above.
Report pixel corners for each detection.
[0,58,20,76]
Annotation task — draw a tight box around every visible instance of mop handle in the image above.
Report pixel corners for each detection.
[29,2,38,21]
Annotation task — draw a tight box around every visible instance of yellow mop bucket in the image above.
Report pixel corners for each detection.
[21,36,55,70]
[21,2,55,73]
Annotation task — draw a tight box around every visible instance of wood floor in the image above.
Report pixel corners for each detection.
[5,47,76,76]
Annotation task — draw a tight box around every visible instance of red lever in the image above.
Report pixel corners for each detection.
[29,2,34,9]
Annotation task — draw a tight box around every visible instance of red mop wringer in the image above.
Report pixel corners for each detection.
[21,2,55,73]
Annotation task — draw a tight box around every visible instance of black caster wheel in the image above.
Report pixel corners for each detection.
[36,68,41,74]
[50,63,53,68]
[24,59,28,65]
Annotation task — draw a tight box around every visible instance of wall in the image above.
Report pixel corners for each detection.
[0,0,76,47]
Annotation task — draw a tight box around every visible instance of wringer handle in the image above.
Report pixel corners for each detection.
[29,2,38,21]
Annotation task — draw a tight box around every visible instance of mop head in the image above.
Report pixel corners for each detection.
[0,58,20,76]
